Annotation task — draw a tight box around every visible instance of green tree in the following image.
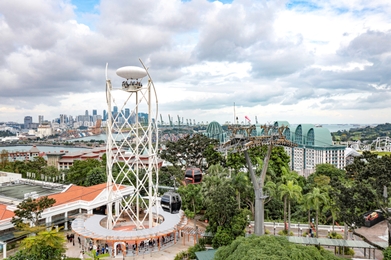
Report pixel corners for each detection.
[85,167,106,186]
[0,149,9,170]
[7,228,66,260]
[214,235,343,260]
[232,171,251,209]
[203,179,238,233]
[160,134,219,172]
[178,183,203,226]
[212,226,235,248]
[305,187,329,237]
[278,180,302,234]
[66,159,102,185]
[383,246,391,260]
[11,196,56,228]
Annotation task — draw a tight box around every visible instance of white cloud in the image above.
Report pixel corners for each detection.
[0,0,390,125]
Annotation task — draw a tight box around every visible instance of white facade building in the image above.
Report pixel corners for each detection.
[272,121,346,177]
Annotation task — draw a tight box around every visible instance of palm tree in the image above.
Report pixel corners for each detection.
[21,228,66,259]
[279,171,300,232]
[279,180,302,235]
[305,187,329,237]
[232,171,251,209]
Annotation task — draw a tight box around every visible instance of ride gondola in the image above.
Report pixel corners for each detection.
[184,167,203,184]
[161,191,182,214]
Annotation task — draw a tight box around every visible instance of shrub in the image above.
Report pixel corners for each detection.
[383,246,391,260]
[278,229,294,236]
[174,250,188,260]
[330,231,343,239]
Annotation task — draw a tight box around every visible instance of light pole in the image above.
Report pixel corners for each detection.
[298,222,300,237]
[274,225,276,235]
[300,227,302,237]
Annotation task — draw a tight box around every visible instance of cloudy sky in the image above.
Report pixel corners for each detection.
[0,0,390,125]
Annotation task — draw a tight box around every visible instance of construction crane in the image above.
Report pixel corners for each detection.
[160,114,164,126]
[168,114,173,127]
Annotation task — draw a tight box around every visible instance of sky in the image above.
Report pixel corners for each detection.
[0,0,391,125]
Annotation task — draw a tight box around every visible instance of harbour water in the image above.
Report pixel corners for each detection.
[0,145,89,153]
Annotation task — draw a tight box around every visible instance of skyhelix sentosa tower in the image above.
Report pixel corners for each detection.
[71,61,188,258]
[105,60,159,230]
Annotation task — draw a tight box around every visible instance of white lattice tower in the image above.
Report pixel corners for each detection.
[105,60,159,230]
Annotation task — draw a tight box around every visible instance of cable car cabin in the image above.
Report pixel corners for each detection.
[185,167,203,184]
[161,191,182,214]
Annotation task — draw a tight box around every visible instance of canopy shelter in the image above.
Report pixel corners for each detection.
[288,236,377,259]
[72,207,187,257]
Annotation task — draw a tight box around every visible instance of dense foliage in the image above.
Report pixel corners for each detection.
[11,196,56,228]
[6,228,66,260]
[214,235,343,260]
[332,123,391,142]
[160,134,221,172]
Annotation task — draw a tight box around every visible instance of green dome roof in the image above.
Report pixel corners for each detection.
[295,124,315,145]
[206,121,223,135]
[307,127,333,146]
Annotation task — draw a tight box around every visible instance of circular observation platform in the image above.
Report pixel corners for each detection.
[71,207,187,242]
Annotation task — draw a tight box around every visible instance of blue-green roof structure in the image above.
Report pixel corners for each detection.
[295,124,315,145]
[307,127,333,146]
[274,121,290,128]
[205,121,226,143]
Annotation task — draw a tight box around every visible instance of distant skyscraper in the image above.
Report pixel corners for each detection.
[85,110,89,116]
[112,106,118,120]
[24,116,33,129]
[60,114,66,124]
[103,110,107,121]
[125,108,130,121]
[69,116,74,126]
[93,109,97,116]
[38,115,44,125]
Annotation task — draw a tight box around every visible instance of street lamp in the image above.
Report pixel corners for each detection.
[298,222,300,237]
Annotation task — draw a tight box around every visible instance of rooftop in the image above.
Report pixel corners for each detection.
[0,183,64,201]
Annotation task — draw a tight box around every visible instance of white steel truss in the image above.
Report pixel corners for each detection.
[105,60,159,230]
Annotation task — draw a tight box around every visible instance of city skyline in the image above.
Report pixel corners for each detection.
[0,0,391,124]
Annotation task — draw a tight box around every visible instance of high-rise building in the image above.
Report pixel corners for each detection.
[103,110,107,121]
[93,109,97,116]
[125,108,130,122]
[270,121,346,177]
[69,116,74,126]
[24,116,33,129]
[60,114,66,124]
[38,115,44,125]
[112,106,118,120]
[85,110,89,116]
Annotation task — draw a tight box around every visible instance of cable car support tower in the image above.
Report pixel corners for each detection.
[219,124,297,236]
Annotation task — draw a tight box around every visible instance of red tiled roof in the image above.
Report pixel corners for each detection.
[48,183,126,206]
[0,204,15,220]
[48,183,106,206]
